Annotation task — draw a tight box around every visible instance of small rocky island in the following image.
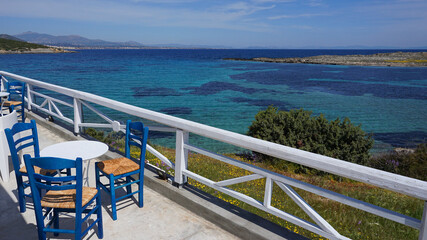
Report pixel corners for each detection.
[225,51,427,67]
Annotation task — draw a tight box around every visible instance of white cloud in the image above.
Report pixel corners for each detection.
[251,0,294,3]
[219,2,276,16]
[307,0,324,7]
[269,13,329,20]
[130,0,197,2]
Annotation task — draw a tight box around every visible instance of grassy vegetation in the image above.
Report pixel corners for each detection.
[151,149,423,240]
[369,144,426,181]
[0,37,48,51]
[87,128,424,240]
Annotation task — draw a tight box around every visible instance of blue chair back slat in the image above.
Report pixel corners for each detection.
[35,181,76,191]
[129,141,142,148]
[34,182,77,191]
[34,174,76,183]
[14,134,35,145]
[16,142,36,152]
[31,156,77,170]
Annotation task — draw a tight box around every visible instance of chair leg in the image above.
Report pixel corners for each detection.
[54,209,59,236]
[138,172,144,208]
[16,176,26,213]
[109,175,117,221]
[96,193,104,239]
[75,209,82,240]
[34,206,46,240]
[38,230,46,240]
[126,176,131,196]
[21,108,25,123]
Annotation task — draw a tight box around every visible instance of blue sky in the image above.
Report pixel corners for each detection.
[0,0,426,48]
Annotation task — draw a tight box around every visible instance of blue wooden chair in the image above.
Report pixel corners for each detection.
[4,120,55,212]
[95,120,148,220]
[3,81,26,122]
[24,155,103,240]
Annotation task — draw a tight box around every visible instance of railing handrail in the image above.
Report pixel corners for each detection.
[1,70,426,201]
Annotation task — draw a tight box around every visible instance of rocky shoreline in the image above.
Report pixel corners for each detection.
[225,51,427,67]
[0,47,73,54]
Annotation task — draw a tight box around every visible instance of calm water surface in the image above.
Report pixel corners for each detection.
[1,49,426,153]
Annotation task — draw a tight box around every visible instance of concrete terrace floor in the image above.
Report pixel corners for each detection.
[0,119,241,240]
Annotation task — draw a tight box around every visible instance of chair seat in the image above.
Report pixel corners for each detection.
[97,157,140,176]
[19,166,56,175]
[2,100,22,107]
[41,187,98,209]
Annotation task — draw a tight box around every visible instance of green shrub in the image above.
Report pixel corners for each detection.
[84,128,124,145]
[84,128,105,141]
[247,106,374,169]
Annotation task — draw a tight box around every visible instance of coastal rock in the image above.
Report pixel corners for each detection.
[394,148,415,154]
[224,51,427,67]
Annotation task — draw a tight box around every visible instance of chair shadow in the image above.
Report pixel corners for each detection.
[100,187,138,221]
[43,215,100,240]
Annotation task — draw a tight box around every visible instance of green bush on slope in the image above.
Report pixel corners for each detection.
[247,106,374,170]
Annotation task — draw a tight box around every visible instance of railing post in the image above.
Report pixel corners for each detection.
[73,98,83,135]
[26,84,33,111]
[264,177,272,208]
[175,129,189,187]
[420,201,427,240]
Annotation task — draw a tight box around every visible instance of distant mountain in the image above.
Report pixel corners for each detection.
[14,31,145,48]
[0,34,25,42]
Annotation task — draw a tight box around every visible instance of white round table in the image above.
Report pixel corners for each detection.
[41,140,108,185]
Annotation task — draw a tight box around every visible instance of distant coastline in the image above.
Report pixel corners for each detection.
[224,51,427,67]
[0,47,73,54]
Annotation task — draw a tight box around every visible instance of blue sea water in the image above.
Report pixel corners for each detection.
[1,49,426,153]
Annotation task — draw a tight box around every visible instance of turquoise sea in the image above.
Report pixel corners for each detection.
[1,49,426,153]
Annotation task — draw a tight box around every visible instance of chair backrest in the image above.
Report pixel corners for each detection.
[124,120,149,167]
[23,155,83,233]
[24,155,82,194]
[7,81,26,102]
[5,120,40,175]
[7,81,26,122]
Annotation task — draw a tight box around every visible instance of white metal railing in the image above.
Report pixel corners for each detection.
[1,71,426,240]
